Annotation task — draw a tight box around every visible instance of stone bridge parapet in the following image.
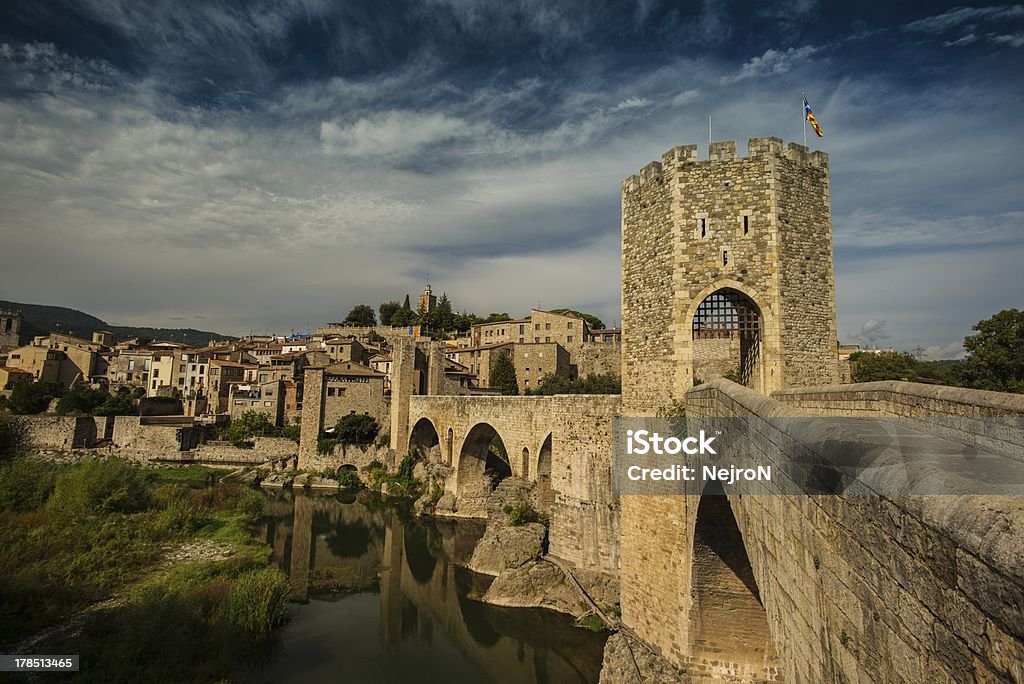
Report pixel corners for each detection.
[619,378,1024,683]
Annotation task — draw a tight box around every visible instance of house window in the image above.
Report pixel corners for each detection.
[327,387,336,397]
[199,365,204,374]
[534,337,540,342]
[567,322,573,329]
[128,360,135,371]
[519,324,525,334]
[545,336,551,342]
[545,323,551,330]
[535,323,540,330]
[153,369,160,378]
[567,335,574,342]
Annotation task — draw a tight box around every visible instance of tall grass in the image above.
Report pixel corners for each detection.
[223,568,291,634]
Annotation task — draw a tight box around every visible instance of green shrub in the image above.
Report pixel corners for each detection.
[6,381,63,415]
[55,385,109,416]
[374,431,391,449]
[223,568,290,634]
[504,501,548,527]
[280,424,301,442]
[317,437,340,455]
[47,457,151,517]
[335,469,363,490]
[234,489,266,520]
[334,414,379,444]
[148,497,210,538]
[0,456,60,512]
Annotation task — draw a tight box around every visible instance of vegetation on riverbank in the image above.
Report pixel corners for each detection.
[0,455,286,682]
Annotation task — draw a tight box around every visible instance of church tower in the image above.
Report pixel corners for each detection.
[419,283,437,314]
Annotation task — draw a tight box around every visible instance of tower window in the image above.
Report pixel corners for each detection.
[743,215,749,235]
[700,218,707,238]
[723,250,729,266]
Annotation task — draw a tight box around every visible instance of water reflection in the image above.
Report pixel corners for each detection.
[257,491,607,684]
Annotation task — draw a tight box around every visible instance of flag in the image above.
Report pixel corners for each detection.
[803,94,823,138]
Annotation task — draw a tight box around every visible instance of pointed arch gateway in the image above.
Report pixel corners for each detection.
[691,287,764,391]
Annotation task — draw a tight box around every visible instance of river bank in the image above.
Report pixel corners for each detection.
[0,454,288,682]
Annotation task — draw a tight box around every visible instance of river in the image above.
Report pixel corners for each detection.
[254,490,608,684]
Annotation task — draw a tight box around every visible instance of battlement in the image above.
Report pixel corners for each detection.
[623,137,828,192]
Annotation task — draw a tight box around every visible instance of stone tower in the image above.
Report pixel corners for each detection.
[621,137,838,414]
[418,283,437,315]
[0,309,22,349]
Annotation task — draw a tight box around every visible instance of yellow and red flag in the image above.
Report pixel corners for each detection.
[803,93,823,137]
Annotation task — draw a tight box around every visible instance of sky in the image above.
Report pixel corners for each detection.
[0,1,1022,358]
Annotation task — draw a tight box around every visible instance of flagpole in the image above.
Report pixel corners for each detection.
[802,92,807,147]
[708,113,712,147]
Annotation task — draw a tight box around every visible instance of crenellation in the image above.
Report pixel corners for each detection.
[785,141,809,163]
[639,160,663,185]
[748,136,784,157]
[709,140,737,161]
[661,144,698,167]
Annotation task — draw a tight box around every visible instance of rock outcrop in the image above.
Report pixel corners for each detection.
[467,522,546,575]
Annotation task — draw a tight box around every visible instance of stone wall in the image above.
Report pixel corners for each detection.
[406,393,622,573]
[773,381,1024,462]
[618,379,1024,683]
[571,341,621,379]
[298,442,394,474]
[19,415,98,450]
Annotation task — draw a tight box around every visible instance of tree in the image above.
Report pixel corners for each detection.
[489,353,519,395]
[56,384,108,416]
[390,295,415,327]
[484,313,512,323]
[6,381,62,415]
[850,351,921,383]
[334,414,380,444]
[379,301,401,326]
[961,309,1024,393]
[434,293,454,331]
[550,309,605,330]
[344,304,377,327]
[224,410,277,445]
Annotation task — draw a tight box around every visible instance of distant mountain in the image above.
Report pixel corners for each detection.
[0,300,236,348]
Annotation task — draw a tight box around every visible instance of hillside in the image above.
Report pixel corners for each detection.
[0,300,236,348]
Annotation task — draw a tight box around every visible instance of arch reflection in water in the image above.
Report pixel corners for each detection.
[257,491,607,684]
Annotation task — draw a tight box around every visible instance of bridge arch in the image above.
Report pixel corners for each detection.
[408,417,441,460]
[456,423,513,498]
[687,483,779,681]
[685,280,775,394]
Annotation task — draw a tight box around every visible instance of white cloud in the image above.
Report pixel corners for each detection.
[720,46,820,84]
[320,111,477,157]
[903,5,1024,34]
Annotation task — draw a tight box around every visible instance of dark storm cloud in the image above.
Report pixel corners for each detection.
[0,0,1021,354]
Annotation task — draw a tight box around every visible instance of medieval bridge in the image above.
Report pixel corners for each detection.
[386,138,1024,683]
